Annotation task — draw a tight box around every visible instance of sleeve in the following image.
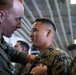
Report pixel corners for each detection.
[47,50,72,75]
[7,45,27,64]
[0,55,11,75]
[0,72,9,75]
[69,56,76,75]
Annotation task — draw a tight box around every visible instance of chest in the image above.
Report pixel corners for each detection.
[40,50,59,66]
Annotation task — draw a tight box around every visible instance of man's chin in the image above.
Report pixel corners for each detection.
[32,44,37,48]
[6,34,12,38]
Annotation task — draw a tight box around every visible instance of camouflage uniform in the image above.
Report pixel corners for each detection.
[20,63,31,75]
[69,56,76,75]
[12,63,23,75]
[40,45,72,75]
[12,63,31,75]
[0,37,27,75]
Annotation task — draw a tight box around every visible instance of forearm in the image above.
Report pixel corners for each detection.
[9,47,27,64]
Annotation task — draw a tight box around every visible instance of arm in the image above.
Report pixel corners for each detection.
[30,50,72,75]
[5,43,37,64]
[30,64,47,75]
[47,50,72,75]
[0,55,12,75]
[30,59,65,75]
[69,56,76,75]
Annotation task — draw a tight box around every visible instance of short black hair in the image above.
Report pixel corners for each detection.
[17,40,29,51]
[35,18,56,32]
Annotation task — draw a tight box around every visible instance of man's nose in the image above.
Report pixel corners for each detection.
[30,32,33,37]
[17,22,21,28]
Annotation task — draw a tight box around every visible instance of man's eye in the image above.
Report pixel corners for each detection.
[15,18,21,22]
[15,18,19,21]
[32,28,37,32]
[14,45,17,47]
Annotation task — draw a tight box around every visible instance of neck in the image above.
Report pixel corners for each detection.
[38,43,52,53]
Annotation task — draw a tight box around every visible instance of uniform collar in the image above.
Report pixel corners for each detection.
[0,37,7,51]
[40,44,55,56]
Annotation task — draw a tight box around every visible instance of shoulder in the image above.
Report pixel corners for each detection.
[70,56,76,75]
[70,56,76,68]
[49,47,72,62]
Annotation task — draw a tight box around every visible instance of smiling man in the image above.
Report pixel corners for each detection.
[30,18,72,75]
[0,0,36,75]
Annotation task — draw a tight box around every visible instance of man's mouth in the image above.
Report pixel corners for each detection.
[12,29,17,33]
[31,38,34,42]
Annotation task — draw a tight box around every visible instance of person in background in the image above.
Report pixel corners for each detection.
[12,40,30,75]
[30,18,72,75]
[30,45,40,55]
[0,0,36,75]
[14,40,29,53]
[20,45,40,75]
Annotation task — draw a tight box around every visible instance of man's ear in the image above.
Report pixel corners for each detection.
[0,11,5,23]
[22,47,25,52]
[47,29,51,37]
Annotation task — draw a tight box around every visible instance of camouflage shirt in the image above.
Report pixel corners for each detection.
[69,56,76,75]
[12,63,31,75]
[40,45,72,75]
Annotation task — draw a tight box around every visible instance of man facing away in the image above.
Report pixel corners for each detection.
[12,40,30,75]
[30,18,72,75]
[0,0,36,75]
[14,40,29,53]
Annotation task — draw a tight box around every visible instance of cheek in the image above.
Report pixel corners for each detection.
[8,17,16,28]
[36,33,45,41]
[40,33,47,42]
[7,23,13,31]
[6,18,14,28]
[33,33,40,43]
[9,21,17,31]
[4,21,11,31]
[41,32,46,38]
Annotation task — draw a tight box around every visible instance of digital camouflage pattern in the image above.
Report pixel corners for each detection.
[12,63,23,75]
[12,63,31,75]
[40,45,72,75]
[20,63,31,75]
[69,56,76,75]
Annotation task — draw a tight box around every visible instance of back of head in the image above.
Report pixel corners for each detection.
[35,18,56,32]
[0,0,13,10]
[17,40,30,51]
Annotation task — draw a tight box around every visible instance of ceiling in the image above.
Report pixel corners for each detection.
[13,0,76,57]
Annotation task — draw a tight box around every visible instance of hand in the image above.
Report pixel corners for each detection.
[30,64,47,75]
[26,54,38,63]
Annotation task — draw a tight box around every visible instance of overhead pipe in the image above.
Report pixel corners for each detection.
[54,0,69,46]
[45,0,65,49]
